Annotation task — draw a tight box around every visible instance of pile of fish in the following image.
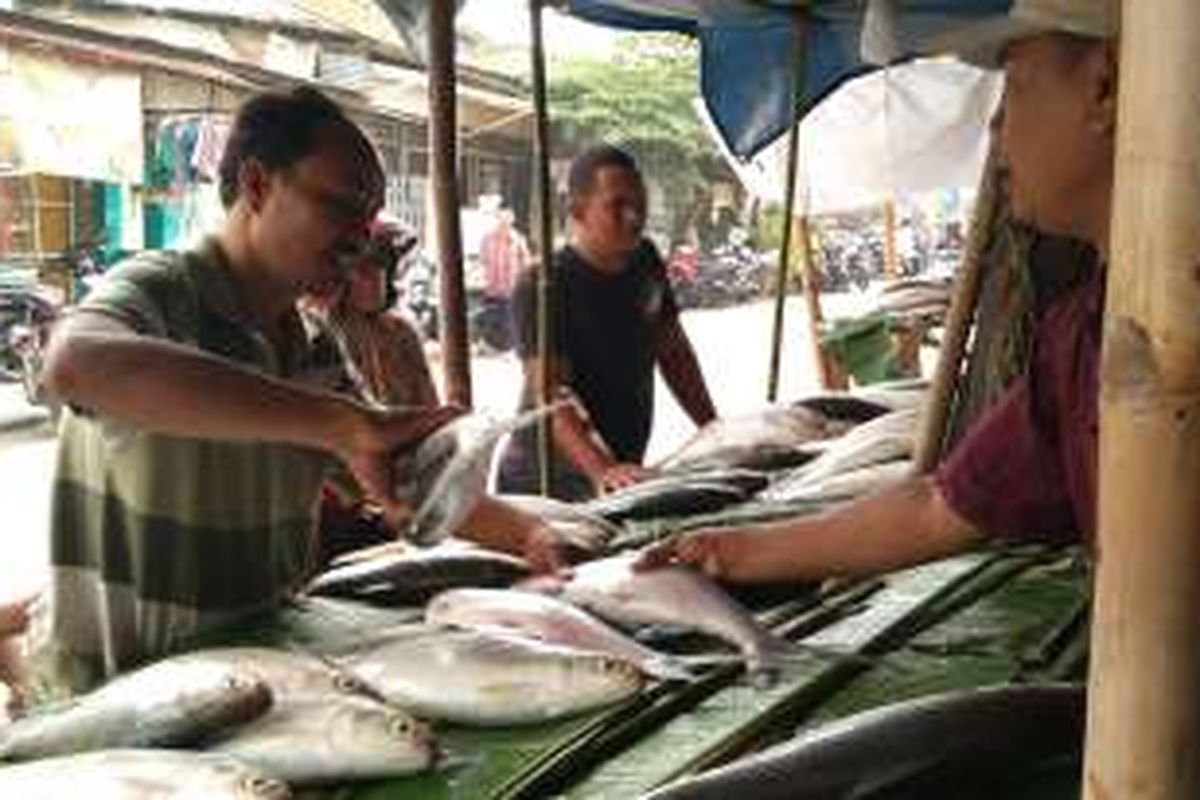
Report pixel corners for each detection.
[307,537,534,605]
[872,276,954,319]
[581,468,768,523]
[763,407,921,504]
[499,493,623,553]
[656,405,847,474]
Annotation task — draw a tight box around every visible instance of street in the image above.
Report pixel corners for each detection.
[0,293,866,600]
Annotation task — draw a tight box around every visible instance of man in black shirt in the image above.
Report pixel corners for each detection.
[497,145,717,500]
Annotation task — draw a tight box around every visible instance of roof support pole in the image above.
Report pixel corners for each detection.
[767,10,827,399]
[527,0,555,495]
[912,144,1000,473]
[1084,2,1200,797]
[427,0,471,406]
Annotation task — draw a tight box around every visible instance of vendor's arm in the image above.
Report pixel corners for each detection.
[44,311,457,515]
[640,475,982,583]
[655,314,716,428]
[520,354,649,493]
[456,496,570,573]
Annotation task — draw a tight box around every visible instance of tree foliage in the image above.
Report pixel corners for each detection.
[549,33,727,239]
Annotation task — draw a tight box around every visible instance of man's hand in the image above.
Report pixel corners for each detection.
[596,462,653,494]
[635,527,754,582]
[334,404,462,518]
[519,524,573,574]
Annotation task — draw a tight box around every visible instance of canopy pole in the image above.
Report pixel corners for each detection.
[428,0,471,407]
[528,0,555,495]
[767,11,824,400]
[1084,3,1200,798]
[912,144,1001,473]
[883,197,899,280]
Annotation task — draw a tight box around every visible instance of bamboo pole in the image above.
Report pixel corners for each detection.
[795,213,834,389]
[912,145,1001,473]
[882,197,898,280]
[1083,3,1200,798]
[767,11,820,401]
[528,0,555,495]
[427,0,471,407]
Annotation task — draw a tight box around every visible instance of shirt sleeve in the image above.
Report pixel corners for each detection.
[935,375,1076,543]
[74,256,181,337]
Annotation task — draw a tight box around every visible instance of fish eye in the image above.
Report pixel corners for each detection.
[244,775,288,798]
[333,673,365,693]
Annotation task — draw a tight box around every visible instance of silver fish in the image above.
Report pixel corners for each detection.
[0,748,291,799]
[582,479,750,523]
[307,544,532,604]
[556,553,790,681]
[425,588,693,681]
[658,405,846,473]
[498,494,622,553]
[165,647,369,705]
[399,404,562,546]
[776,407,919,489]
[763,459,914,504]
[213,695,436,786]
[337,627,643,726]
[0,658,271,760]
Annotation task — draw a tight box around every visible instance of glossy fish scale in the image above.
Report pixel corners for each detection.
[425,588,694,681]
[213,694,436,786]
[166,646,371,704]
[560,554,789,680]
[0,658,271,760]
[337,627,644,726]
[0,748,292,799]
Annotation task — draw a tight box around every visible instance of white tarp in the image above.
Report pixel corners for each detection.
[707,57,1002,215]
[0,49,143,184]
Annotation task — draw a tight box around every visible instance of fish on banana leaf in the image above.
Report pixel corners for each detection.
[426,588,693,681]
[582,478,750,523]
[307,543,532,605]
[776,407,919,489]
[656,405,846,474]
[0,658,270,761]
[498,494,622,553]
[0,748,292,799]
[336,627,643,726]
[763,459,914,504]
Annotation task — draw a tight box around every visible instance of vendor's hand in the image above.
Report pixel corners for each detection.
[596,462,652,494]
[520,525,573,574]
[336,403,463,518]
[0,594,36,639]
[635,527,750,582]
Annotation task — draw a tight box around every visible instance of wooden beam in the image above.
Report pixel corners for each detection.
[913,145,1001,473]
[1084,2,1200,797]
[427,0,471,407]
[528,0,555,495]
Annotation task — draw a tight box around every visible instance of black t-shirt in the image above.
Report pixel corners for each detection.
[498,240,677,497]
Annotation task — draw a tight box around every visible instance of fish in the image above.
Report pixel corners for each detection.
[791,393,893,425]
[762,458,914,504]
[336,627,644,726]
[550,553,791,682]
[0,658,271,761]
[164,647,372,704]
[307,543,533,605]
[498,494,623,553]
[656,405,846,473]
[775,407,919,489]
[212,694,436,786]
[398,404,562,546]
[643,684,1084,800]
[582,479,750,523]
[0,748,292,799]
[425,588,693,681]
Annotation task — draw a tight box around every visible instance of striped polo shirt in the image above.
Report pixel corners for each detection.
[38,239,343,690]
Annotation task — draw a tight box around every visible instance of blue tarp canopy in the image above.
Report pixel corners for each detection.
[565,0,1010,159]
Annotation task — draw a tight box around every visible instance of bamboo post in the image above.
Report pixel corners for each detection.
[912,145,1001,473]
[427,0,472,407]
[796,213,835,389]
[767,11,820,400]
[882,197,898,280]
[1083,3,1200,798]
[528,0,555,495]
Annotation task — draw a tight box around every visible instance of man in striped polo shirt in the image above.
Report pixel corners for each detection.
[35,87,457,691]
